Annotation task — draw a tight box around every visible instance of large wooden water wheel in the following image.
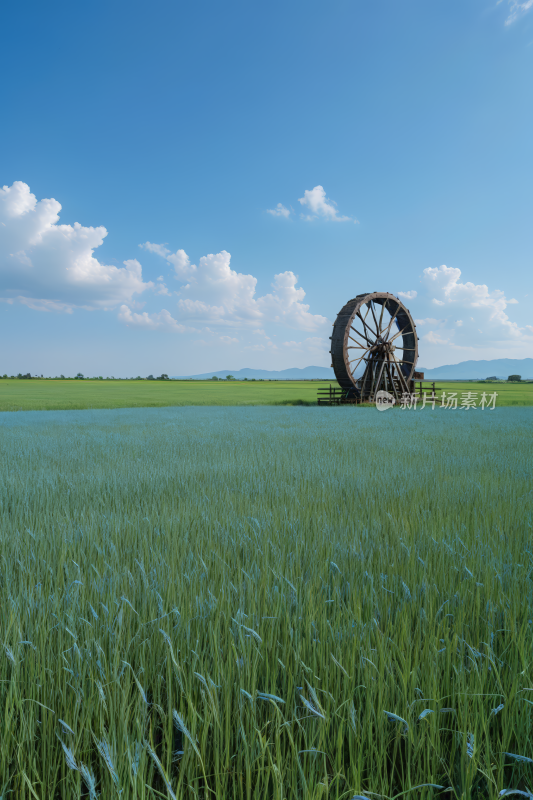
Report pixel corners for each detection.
[330,292,419,401]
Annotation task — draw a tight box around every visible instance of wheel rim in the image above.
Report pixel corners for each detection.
[330,292,418,400]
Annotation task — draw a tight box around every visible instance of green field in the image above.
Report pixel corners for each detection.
[0,378,531,410]
[1,405,532,798]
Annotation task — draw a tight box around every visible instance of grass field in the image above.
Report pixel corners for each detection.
[0,378,531,411]
[1,405,532,799]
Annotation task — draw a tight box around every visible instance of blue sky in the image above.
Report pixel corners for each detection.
[1,0,532,376]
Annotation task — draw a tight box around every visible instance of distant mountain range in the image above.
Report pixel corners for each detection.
[418,358,533,380]
[173,358,533,381]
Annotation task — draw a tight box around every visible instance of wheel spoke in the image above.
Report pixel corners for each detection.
[391,352,410,394]
[350,324,374,348]
[348,336,372,357]
[356,316,378,345]
[378,299,388,335]
[348,353,369,370]
[382,306,400,340]
[369,301,381,337]
[368,364,376,398]
[359,360,373,394]
[386,361,400,400]
[362,303,373,324]
[358,307,379,340]
[362,302,378,332]
[384,362,392,392]
[350,359,370,381]
[388,324,410,344]
[348,333,369,347]
[373,358,387,396]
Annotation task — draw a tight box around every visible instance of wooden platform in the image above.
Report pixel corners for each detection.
[317,381,438,406]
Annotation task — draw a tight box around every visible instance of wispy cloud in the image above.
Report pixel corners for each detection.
[0,295,75,313]
[155,276,171,296]
[118,305,195,332]
[504,0,533,25]
[282,336,329,354]
[415,317,445,326]
[266,203,290,218]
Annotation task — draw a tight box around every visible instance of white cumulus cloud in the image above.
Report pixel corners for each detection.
[423,264,527,339]
[298,185,355,222]
[0,181,153,311]
[141,244,328,332]
[176,251,261,324]
[417,264,533,361]
[256,272,328,331]
[140,242,193,280]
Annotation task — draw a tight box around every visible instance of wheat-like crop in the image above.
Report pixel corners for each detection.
[0,405,532,798]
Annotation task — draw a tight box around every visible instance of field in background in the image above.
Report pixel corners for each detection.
[1,405,532,798]
[0,377,531,410]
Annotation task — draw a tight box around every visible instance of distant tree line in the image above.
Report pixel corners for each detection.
[6,373,529,383]
[0,373,175,381]
[0,374,294,382]
[1,374,299,382]
[209,376,270,381]
[482,374,529,382]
